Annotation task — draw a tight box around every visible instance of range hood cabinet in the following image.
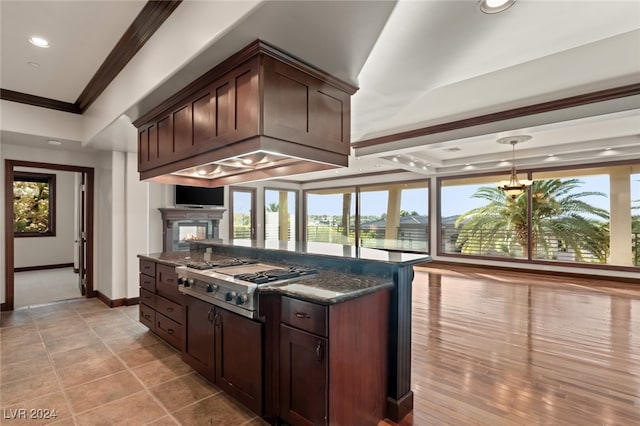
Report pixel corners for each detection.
[134,40,357,187]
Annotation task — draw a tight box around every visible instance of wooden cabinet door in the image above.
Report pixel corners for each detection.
[191,86,214,151]
[280,324,327,426]
[263,57,350,156]
[215,307,263,415]
[182,295,215,382]
[210,57,259,148]
[156,264,181,303]
[138,124,157,171]
[172,104,192,158]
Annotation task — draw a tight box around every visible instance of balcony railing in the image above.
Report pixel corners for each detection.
[441,228,640,267]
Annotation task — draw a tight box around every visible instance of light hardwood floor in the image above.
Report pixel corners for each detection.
[383,264,640,425]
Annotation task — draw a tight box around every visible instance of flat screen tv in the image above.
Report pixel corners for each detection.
[175,185,224,208]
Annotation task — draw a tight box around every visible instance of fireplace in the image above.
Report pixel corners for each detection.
[159,208,226,252]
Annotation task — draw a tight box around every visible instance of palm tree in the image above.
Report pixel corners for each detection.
[454,179,609,260]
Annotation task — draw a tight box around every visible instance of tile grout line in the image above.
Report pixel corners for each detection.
[85,304,184,425]
[33,300,79,426]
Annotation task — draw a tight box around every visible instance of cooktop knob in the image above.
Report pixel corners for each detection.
[185,279,194,287]
[177,277,184,285]
[225,291,236,302]
[236,294,247,305]
[206,284,214,293]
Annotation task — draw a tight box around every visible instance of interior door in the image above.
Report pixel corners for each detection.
[230,187,256,240]
[77,173,87,296]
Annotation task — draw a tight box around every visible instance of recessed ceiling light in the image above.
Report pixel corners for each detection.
[197,169,207,176]
[47,140,61,146]
[478,0,517,14]
[28,61,40,68]
[28,36,50,48]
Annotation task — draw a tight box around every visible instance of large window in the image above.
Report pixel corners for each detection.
[440,175,527,259]
[306,188,356,245]
[13,171,56,237]
[305,181,429,252]
[440,164,639,268]
[230,187,256,239]
[359,183,429,251]
[530,169,610,265]
[265,189,297,241]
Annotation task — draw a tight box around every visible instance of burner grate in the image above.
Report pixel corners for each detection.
[186,258,258,270]
[234,266,318,284]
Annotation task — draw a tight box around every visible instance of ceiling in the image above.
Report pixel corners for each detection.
[1,0,639,183]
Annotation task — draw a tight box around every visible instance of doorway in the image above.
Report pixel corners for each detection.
[3,160,95,311]
[230,187,256,240]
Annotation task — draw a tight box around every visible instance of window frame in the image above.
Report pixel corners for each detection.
[263,187,300,242]
[13,171,56,238]
[303,178,430,253]
[436,160,639,272]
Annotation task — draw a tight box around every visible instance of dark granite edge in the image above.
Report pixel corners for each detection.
[258,281,393,305]
[191,240,432,266]
[138,252,395,305]
[137,253,193,267]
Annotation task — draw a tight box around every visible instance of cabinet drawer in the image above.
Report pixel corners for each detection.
[139,304,155,331]
[139,273,155,292]
[156,312,182,349]
[281,297,327,337]
[155,295,182,324]
[156,264,181,303]
[140,288,155,309]
[139,259,156,277]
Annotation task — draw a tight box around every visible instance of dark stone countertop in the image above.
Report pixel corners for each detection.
[190,239,431,266]
[138,251,393,304]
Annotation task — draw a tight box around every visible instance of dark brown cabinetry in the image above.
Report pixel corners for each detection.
[134,40,355,186]
[138,259,183,350]
[182,294,216,381]
[182,294,263,415]
[215,307,263,415]
[280,324,328,426]
[270,291,390,426]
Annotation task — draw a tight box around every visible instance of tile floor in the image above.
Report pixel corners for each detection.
[14,268,81,309]
[0,298,267,425]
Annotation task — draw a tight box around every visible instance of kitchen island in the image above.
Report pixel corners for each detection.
[139,240,430,424]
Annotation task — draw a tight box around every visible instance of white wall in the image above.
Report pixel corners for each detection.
[14,168,77,268]
[126,152,164,299]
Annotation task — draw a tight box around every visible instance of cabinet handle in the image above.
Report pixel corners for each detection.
[167,328,174,335]
[166,307,174,312]
[295,312,310,319]
[316,341,323,362]
[143,266,150,270]
[144,314,151,321]
[207,307,215,323]
[214,312,222,328]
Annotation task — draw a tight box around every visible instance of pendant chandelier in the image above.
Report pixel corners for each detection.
[496,135,533,198]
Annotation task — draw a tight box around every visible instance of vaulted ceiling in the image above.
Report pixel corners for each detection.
[1,1,639,182]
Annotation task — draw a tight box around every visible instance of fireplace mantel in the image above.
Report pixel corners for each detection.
[159,208,226,251]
